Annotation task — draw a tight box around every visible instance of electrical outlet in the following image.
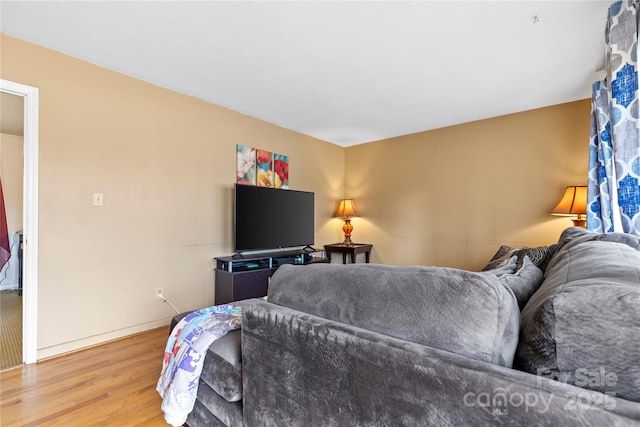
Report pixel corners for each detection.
[155,288,164,300]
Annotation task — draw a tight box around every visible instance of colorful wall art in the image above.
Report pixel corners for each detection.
[274,153,289,189]
[236,145,289,189]
[256,149,273,187]
[236,145,256,185]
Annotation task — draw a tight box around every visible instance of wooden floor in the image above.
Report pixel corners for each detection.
[0,327,175,426]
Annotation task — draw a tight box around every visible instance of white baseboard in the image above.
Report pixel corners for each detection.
[36,317,172,361]
[0,284,19,291]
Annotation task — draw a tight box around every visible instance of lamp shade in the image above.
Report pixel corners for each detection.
[336,199,358,218]
[551,186,587,216]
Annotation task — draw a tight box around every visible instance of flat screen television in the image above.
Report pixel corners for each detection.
[234,184,315,252]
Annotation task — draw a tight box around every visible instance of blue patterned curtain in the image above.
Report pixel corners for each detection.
[588,0,640,235]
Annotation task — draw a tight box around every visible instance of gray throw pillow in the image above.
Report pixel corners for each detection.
[483,244,557,273]
[484,255,518,278]
[482,245,517,271]
[484,256,544,310]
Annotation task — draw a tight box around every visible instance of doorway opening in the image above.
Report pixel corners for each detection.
[0,92,24,369]
[0,79,39,366]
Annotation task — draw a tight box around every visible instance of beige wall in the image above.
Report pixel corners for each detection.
[1,35,345,358]
[345,100,590,270]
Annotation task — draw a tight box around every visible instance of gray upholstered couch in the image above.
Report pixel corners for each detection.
[176,227,640,426]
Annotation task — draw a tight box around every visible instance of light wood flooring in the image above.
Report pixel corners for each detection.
[0,326,176,426]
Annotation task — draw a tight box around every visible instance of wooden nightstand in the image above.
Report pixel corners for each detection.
[323,243,373,264]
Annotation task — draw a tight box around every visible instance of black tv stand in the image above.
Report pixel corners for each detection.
[214,248,325,304]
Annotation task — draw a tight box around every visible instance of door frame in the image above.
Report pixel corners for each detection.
[1,79,39,364]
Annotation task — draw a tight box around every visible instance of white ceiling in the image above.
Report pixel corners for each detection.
[0,1,610,146]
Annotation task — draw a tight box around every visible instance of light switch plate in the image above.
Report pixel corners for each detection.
[93,193,104,206]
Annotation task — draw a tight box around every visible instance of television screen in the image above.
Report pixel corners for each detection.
[234,184,315,252]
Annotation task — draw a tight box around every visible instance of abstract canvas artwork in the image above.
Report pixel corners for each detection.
[237,145,288,188]
[274,153,289,189]
[256,149,273,187]
[236,145,256,185]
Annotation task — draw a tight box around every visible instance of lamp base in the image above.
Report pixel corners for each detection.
[572,219,587,228]
[342,219,354,246]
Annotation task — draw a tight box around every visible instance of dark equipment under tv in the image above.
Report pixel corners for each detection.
[233,184,315,253]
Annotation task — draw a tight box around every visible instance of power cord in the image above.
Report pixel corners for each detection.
[157,290,180,315]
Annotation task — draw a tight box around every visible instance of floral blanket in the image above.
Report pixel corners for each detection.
[156,303,242,427]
